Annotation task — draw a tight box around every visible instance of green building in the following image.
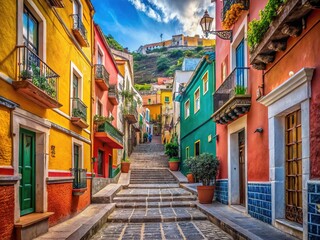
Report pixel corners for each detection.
[178,52,216,174]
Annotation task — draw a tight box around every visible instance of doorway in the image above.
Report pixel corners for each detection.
[108,155,112,178]
[238,130,246,206]
[19,128,36,216]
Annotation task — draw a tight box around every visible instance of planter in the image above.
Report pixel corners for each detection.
[197,185,215,204]
[186,173,195,183]
[121,162,130,173]
[169,161,180,171]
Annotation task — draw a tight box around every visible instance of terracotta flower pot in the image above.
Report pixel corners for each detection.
[169,161,179,171]
[121,162,130,173]
[197,185,215,204]
[186,173,195,183]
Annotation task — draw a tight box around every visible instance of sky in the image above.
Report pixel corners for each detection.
[92,0,214,52]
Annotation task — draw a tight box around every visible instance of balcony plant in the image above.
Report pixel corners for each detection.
[234,85,247,95]
[222,3,245,30]
[165,142,180,171]
[184,153,220,204]
[93,114,114,126]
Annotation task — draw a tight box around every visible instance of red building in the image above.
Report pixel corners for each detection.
[92,24,123,192]
[212,0,320,239]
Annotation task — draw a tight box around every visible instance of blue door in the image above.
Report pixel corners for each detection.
[236,39,245,92]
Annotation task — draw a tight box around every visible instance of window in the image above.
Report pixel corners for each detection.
[23,6,39,54]
[73,73,80,98]
[97,150,104,176]
[97,101,102,116]
[73,144,81,169]
[194,141,200,156]
[184,100,190,119]
[194,88,200,113]
[186,147,190,159]
[165,96,170,102]
[97,50,103,65]
[148,99,151,104]
[203,72,208,94]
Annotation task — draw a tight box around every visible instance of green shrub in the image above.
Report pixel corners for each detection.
[184,153,220,186]
[165,142,179,158]
[156,56,169,72]
[169,49,183,58]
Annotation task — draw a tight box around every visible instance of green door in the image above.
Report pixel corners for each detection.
[19,128,36,216]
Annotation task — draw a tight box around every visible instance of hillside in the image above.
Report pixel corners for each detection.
[133,46,214,84]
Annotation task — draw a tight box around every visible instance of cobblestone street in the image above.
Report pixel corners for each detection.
[90,139,232,240]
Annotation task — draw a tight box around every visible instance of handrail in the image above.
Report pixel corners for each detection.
[94,64,110,86]
[71,97,87,121]
[71,14,88,40]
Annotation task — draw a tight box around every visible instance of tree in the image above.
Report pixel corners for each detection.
[104,34,124,51]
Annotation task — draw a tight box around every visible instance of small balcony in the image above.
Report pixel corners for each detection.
[72,14,89,47]
[71,98,89,128]
[12,46,62,108]
[47,0,64,8]
[95,121,123,149]
[108,85,119,105]
[123,104,138,124]
[94,64,109,91]
[70,168,87,196]
[212,67,251,124]
[222,0,250,21]
[250,0,320,70]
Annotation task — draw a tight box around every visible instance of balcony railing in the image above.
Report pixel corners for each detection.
[123,104,138,124]
[17,46,59,100]
[70,168,87,189]
[222,0,250,20]
[97,121,123,144]
[108,84,119,104]
[94,64,109,90]
[72,98,87,121]
[214,67,249,111]
[71,14,89,47]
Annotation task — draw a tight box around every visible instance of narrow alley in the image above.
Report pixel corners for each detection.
[90,137,232,239]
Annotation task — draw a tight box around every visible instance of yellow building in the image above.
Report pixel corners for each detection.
[0,0,94,238]
[160,89,173,143]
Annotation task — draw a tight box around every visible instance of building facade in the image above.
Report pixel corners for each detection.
[213,0,320,239]
[92,24,123,193]
[160,89,173,144]
[179,53,216,175]
[0,0,94,239]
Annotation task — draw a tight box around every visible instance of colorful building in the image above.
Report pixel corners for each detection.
[179,52,216,175]
[213,0,320,239]
[92,24,123,193]
[160,89,173,144]
[0,0,94,239]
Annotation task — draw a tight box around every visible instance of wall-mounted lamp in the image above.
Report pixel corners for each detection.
[200,10,233,42]
[254,128,263,133]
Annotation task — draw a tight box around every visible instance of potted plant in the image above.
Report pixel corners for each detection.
[121,158,130,173]
[165,142,180,171]
[186,172,195,183]
[93,114,114,126]
[185,153,220,204]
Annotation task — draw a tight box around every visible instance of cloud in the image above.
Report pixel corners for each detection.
[128,0,214,36]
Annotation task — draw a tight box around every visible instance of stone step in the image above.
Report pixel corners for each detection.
[130,175,176,179]
[107,207,207,223]
[115,201,197,208]
[116,188,192,197]
[113,195,197,203]
[128,184,180,189]
[130,181,178,184]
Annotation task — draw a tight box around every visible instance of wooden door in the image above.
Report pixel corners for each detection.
[97,150,104,176]
[19,128,36,216]
[285,109,302,224]
[238,130,245,206]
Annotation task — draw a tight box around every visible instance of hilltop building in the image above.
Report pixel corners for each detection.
[137,34,215,54]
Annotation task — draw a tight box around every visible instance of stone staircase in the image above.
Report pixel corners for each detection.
[130,169,177,184]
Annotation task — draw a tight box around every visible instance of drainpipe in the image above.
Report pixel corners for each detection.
[90,11,94,203]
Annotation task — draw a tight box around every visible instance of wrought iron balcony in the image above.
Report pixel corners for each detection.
[71,14,89,47]
[70,168,87,195]
[212,67,251,124]
[71,98,88,128]
[108,84,119,105]
[98,121,123,144]
[13,46,62,108]
[221,0,250,20]
[94,64,109,91]
[123,104,138,124]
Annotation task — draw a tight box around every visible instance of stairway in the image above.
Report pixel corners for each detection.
[130,169,177,184]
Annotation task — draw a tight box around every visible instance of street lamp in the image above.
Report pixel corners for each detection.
[200,10,232,42]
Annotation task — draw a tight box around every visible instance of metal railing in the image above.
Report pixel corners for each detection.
[214,67,249,112]
[97,120,123,144]
[94,64,109,86]
[17,45,59,99]
[72,98,87,121]
[123,104,138,119]
[221,0,250,20]
[108,84,119,101]
[71,14,88,40]
[70,168,87,189]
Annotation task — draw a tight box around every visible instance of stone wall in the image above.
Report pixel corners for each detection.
[308,182,320,238]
